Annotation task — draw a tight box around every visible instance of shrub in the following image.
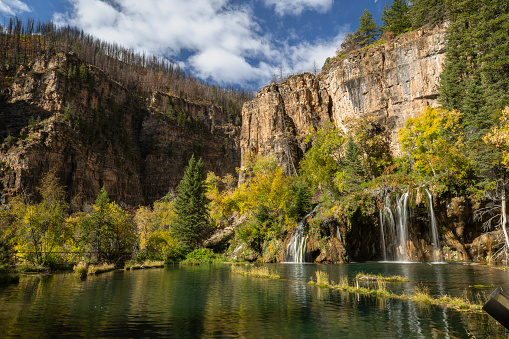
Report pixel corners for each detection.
[183,248,217,264]
[165,246,186,264]
[4,135,17,144]
[73,262,88,280]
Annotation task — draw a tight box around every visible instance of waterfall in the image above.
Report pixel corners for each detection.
[379,210,387,261]
[285,223,308,263]
[380,192,410,261]
[285,206,318,263]
[336,226,342,243]
[425,189,442,262]
[396,191,410,261]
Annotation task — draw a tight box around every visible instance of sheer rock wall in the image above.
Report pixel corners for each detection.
[241,24,447,171]
[0,53,240,208]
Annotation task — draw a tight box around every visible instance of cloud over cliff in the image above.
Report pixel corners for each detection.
[53,0,345,89]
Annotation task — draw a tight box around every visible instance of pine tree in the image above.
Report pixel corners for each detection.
[344,136,364,190]
[381,0,411,35]
[173,155,210,252]
[410,0,451,29]
[293,182,312,219]
[462,75,486,130]
[356,9,380,47]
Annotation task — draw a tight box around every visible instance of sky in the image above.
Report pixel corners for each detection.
[0,0,389,90]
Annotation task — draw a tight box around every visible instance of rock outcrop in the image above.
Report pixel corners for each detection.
[0,53,240,207]
[241,24,447,171]
[241,73,331,175]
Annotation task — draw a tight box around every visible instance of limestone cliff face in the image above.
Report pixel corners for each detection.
[324,24,446,147]
[241,24,447,170]
[0,53,240,207]
[241,73,331,174]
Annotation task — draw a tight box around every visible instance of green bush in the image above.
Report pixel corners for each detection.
[183,248,217,264]
[4,135,17,144]
[165,246,186,264]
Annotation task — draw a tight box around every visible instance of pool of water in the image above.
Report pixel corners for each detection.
[0,263,508,338]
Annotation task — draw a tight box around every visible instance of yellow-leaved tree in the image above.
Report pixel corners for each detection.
[398,107,473,187]
[0,172,71,267]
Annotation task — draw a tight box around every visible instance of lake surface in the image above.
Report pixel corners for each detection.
[1,262,508,338]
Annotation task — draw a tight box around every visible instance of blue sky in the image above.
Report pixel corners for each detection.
[0,0,388,90]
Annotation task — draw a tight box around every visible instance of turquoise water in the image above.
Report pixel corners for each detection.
[0,263,508,338]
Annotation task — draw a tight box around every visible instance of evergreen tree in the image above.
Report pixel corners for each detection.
[462,75,486,130]
[173,155,210,252]
[356,9,380,47]
[438,0,509,192]
[410,0,451,29]
[344,136,364,190]
[381,0,411,35]
[293,182,312,219]
[440,0,509,128]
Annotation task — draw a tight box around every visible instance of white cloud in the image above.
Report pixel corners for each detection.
[264,0,332,16]
[54,0,346,89]
[283,31,346,75]
[0,0,30,15]
[55,0,277,85]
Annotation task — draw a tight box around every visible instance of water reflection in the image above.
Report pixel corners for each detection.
[0,263,507,338]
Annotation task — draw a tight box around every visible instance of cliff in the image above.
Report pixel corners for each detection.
[0,53,240,207]
[238,24,497,263]
[241,24,447,170]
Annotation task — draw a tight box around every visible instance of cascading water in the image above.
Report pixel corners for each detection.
[380,192,410,261]
[285,206,318,263]
[285,222,308,263]
[425,189,442,262]
[379,210,387,261]
[396,191,410,260]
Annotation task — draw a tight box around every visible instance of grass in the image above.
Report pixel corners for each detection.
[87,263,115,275]
[356,272,410,282]
[333,273,483,313]
[412,285,433,303]
[73,262,88,280]
[125,260,165,270]
[235,266,485,314]
[15,264,48,273]
[231,264,280,279]
[470,284,494,289]
[309,271,331,287]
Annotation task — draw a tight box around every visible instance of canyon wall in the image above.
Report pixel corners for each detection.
[0,53,240,208]
[241,24,447,171]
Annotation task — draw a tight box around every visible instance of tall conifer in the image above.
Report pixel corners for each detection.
[173,155,210,252]
[357,9,380,47]
[381,0,411,35]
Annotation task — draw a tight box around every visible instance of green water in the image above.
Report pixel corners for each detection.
[0,263,508,338]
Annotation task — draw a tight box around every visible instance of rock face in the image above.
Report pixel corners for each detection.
[241,24,447,171]
[0,53,240,207]
[241,73,331,175]
[324,24,446,147]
